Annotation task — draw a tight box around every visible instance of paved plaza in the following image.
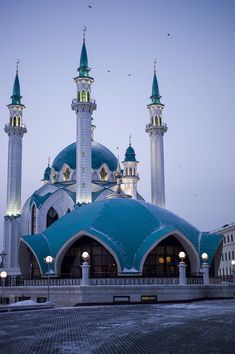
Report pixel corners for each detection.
[0,299,234,353]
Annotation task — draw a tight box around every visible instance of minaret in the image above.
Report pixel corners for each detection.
[146,60,167,207]
[72,27,96,204]
[5,61,27,216]
[122,136,139,199]
[3,61,27,271]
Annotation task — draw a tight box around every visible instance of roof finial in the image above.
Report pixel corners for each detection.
[154,59,156,74]
[48,156,51,167]
[83,26,86,42]
[129,134,132,146]
[16,59,19,74]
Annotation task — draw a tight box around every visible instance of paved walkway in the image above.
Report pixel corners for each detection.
[0,299,234,353]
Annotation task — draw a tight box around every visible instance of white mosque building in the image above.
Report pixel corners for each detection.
[2,29,222,286]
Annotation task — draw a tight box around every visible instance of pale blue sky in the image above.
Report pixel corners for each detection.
[0,0,235,243]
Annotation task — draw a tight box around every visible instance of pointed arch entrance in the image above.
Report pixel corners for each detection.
[61,236,117,278]
[143,235,191,277]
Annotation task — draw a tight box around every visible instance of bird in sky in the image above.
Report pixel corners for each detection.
[128,73,131,76]
[107,70,110,72]
[167,33,170,36]
[88,5,92,8]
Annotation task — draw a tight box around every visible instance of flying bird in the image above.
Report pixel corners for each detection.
[107,70,111,72]
[128,73,131,76]
[167,33,170,36]
[88,5,92,8]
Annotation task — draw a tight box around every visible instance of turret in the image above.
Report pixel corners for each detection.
[71,27,96,204]
[146,60,167,207]
[122,136,139,199]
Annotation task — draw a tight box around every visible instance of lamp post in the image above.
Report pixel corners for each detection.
[231,260,235,284]
[178,251,187,285]
[0,251,7,268]
[81,251,90,286]
[43,256,54,302]
[201,252,209,285]
[0,271,7,304]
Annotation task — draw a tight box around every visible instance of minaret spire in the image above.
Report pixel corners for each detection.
[72,28,96,204]
[146,61,167,207]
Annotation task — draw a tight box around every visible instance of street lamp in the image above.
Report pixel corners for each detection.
[178,251,187,285]
[81,251,90,286]
[0,270,7,304]
[179,251,186,262]
[201,253,209,263]
[43,256,54,302]
[81,251,89,263]
[201,252,209,285]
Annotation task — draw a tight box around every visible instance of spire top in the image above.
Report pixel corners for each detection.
[150,60,162,105]
[16,59,19,74]
[77,27,90,77]
[48,157,51,167]
[83,26,86,42]
[10,61,22,105]
[154,59,156,74]
[129,134,132,146]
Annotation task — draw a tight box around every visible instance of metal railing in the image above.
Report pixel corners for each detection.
[2,274,210,287]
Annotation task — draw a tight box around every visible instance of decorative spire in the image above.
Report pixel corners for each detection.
[150,59,161,104]
[11,59,22,105]
[78,26,90,77]
[129,134,132,146]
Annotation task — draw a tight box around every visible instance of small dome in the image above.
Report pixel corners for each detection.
[42,166,51,181]
[124,145,137,162]
[52,140,117,172]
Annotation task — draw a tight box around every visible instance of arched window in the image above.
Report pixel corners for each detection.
[31,205,36,234]
[63,167,70,181]
[143,235,191,277]
[17,117,21,126]
[81,90,87,102]
[159,117,162,126]
[77,91,80,101]
[129,167,132,176]
[46,207,58,228]
[13,116,17,127]
[100,167,107,181]
[87,91,90,102]
[61,236,117,278]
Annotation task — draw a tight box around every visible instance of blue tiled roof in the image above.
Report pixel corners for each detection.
[21,199,223,274]
[52,141,117,172]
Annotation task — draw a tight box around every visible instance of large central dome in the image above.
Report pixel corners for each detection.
[52,140,117,172]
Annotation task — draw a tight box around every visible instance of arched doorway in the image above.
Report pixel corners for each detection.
[61,236,117,278]
[143,235,191,277]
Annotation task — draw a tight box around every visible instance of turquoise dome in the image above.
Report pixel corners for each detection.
[52,141,117,172]
[21,198,222,274]
[124,145,137,162]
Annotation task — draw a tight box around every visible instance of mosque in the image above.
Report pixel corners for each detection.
[2,29,223,283]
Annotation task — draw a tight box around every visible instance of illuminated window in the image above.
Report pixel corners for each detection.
[46,207,58,228]
[100,167,107,181]
[31,205,36,234]
[63,167,70,181]
[81,90,87,102]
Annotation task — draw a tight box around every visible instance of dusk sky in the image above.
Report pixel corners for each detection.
[0,0,235,248]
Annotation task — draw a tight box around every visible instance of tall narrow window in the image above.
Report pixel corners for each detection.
[100,167,107,181]
[13,116,17,126]
[81,90,87,102]
[31,205,36,234]
[87,91,90,101]
[63,167,70,181]
[46,207,58,228]
[17,117,21,126]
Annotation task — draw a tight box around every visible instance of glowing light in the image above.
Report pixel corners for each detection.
[178,251,186,261]
[201,253,208,262]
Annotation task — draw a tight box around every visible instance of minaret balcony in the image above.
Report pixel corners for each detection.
[145,122,167,132]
